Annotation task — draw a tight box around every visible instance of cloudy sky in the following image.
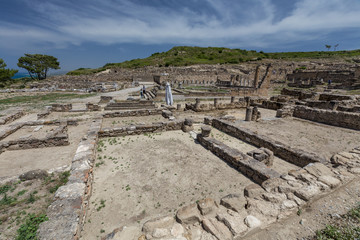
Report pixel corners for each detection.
[1,0,360,71]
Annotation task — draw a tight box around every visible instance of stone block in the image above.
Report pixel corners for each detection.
[244,184,264,199]
[176,203,202,224]
[201,126,212,137]
[202,218,233,240]
[318,175,341,188]
[294,185,321,201]
[142,216,175,235]
[19,169,48,181]
[216,209,248,238]
[198,198,218,216]
[220,194,246,213]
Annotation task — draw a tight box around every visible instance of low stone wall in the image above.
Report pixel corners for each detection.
[38,118,102,239]
[305,100,339,110]
[98,120,183,137]
[210,118,326,167]
[252,100,284,110]
[37,107,52,119]
[337,105,360,113]
[86,103,101,111]
[103,109,163,118]
[0,123,23,141]
[293,106,360,130]
[0,110,25,125]
[185,100,247,112]
[281,88,316,100]
[0,125,69,153]
[319,93,355,101]
[51,104,72,112]
[197,134,280,184]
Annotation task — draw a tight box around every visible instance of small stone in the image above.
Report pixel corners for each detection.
[300,219,306,225]
[244,215,261,228]
[142,216,175,235]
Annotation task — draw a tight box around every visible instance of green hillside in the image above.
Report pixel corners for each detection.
[67,46,360,75]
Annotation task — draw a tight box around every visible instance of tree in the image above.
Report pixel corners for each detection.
[17,54,60,80]
[334,44,339,51]
[325,45,331,51]
[0,58,18,82]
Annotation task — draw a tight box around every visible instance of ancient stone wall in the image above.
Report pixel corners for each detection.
[0,110,25,125]
[0,125,69,153]
[103,109,163,118]
[38,118,102,239]
[209,118,326,167]
[197,133,280,184]
[98,120,183,138]
[293,106,360,130]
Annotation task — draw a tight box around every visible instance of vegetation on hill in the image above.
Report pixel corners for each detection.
[66,46,360,75]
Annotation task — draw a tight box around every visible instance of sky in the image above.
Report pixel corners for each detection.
[1,0,360,72]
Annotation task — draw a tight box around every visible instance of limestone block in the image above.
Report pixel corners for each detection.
[294,185,321,201]
[220,194,246,213]
[202,218,232,240]
[19,169,48,181]
[304,163,334,178]
[198,198,218,216]
[142,216,175,235]
[244,215,261,228]
[244,184,265,199]
[318,175,341,188]
[262,192,287,204]
[176,203,202,225]
[216,209,248,237]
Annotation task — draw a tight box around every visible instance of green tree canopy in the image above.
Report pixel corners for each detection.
[0,58,18,82]
[17,54,60,80]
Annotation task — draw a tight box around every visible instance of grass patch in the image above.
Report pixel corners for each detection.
[315,203,360,240]
[16,213,48,240]
[0,93,95,106]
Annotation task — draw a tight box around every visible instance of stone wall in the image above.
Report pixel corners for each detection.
[0,110,25,125]
[103,109,163,118]
[197,134,280,184]
[51,104,72,112]
[38,118,102,239]
[0,125,69,153]
[293,106,360,130]
[185,98,248,112]
[98,120,183,138]
[209,118,326,167]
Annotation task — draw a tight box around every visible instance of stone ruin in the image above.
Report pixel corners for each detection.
[1,60,360,240]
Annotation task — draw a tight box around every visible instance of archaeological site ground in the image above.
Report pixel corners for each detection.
[0,54,360,240]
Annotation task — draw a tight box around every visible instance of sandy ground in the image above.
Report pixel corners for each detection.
[81,130,253,240]
[0,121,90,178]
[242,176,360,240]
[102,115,165,128]
[193,124,300,175]
[234,115,360,160]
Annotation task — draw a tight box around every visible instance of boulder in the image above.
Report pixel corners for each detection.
[19,169,48,181]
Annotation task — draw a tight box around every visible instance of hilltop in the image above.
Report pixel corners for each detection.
[66,46,360,75]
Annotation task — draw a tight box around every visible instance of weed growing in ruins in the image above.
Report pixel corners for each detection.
[16,213,48,240]
[96,199,106,211]
[315,203,360,239]
[48,171,70,193]
[95,160,105,167]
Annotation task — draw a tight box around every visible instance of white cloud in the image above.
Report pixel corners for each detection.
[1,0,360,50]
